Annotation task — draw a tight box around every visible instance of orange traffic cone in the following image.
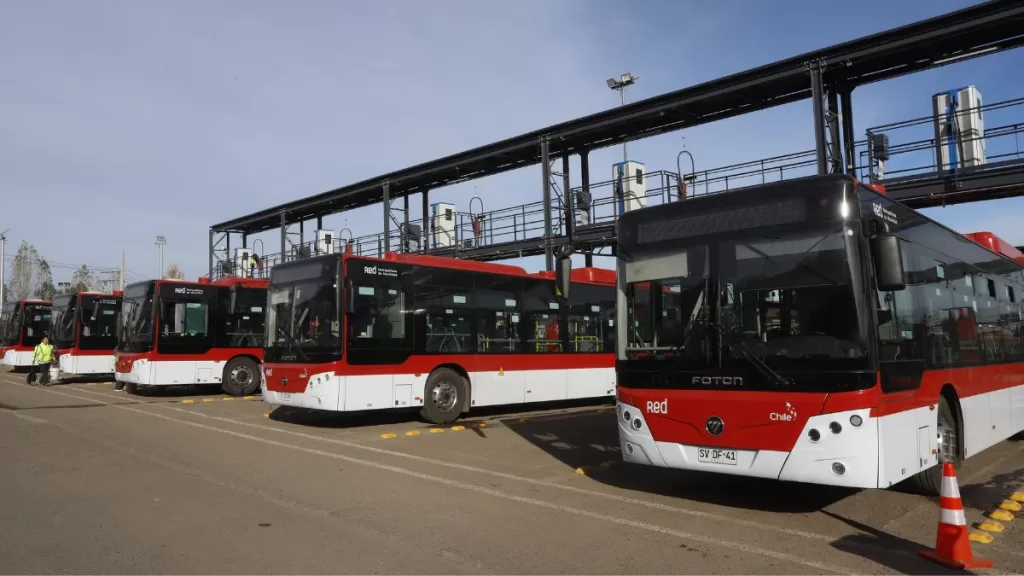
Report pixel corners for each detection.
[919,462,992,569]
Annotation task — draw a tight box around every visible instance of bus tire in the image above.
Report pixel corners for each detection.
[222,357,260,397]
[124,381,138,395]
[420,368,466,425]
[909,394,960,495]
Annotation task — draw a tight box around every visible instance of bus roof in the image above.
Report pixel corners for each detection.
[380,252,529,276]
[964,232,1024,263]
[532,267,616,285]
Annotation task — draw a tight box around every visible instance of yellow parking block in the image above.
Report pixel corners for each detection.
[380,432,398,439]
[969,531,994,544]
[428,428,444,434]
[1010,492,1024,503]
[450,425,465,431]
[404,430,420,437]
[202,398,216,403]
[976,520,1004,533]
[998,500,1022,512]
[988,509,1014,522]
[182,399,196,404]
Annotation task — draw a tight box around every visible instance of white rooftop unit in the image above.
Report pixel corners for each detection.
[315,229,335,255]
[613,161,647,215]
[431,202,456,248]
[933,86,986,172]
[234,248,254,278]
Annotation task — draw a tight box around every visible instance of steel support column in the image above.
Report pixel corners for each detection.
[279,211,287,264]
[541,138,553,271]
[382,181,390,254]
[581,151,598,268]
[840,87,856,174]
[562,154,571,253]
[809,61,828,176]
[208,231,214,279]
[422,190,430,252]
[581,149,593,267]
[317,216,323,229]
[403,195,410,253]
[827,89,842,174]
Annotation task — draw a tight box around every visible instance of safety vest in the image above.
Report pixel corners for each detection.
[33,342,54,364]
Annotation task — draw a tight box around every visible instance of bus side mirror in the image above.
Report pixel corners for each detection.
[555,256,571,302]
[870,234,906,291]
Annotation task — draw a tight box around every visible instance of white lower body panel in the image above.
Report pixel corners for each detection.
[619,382,1024,490]
[2,349,35,368]
[59,354,115,375]
[618,400,880,489]
[262,368,616,412]
[115,359,227,386]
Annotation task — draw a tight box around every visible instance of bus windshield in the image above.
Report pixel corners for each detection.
[625,225,870,378]
[79,295,121,350]
[265,258,341,363]
[22,304,52,347]
[118,283,155,353]
[51,295,77,349]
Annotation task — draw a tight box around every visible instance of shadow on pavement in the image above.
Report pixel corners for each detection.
[824,510,975,575]
[498,408,856,513]
[959,465,1024,511]
[267,397,613,434]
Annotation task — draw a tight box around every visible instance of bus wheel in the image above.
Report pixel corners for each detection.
[222,357,260,397]
[910,395,960,495]
[124,382,138,395]
[420,368,466,425]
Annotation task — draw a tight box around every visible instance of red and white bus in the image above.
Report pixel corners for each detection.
[115,276,268,396]
[613,174,1024,494]
[50,291,123,376]
[0,299,52,369]
[260,252,616,424]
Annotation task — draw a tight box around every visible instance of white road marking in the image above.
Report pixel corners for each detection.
[0,407,48,424]
[2,378,854,574]
[72,384,832,541]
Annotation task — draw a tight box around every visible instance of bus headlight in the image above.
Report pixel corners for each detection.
[832,462,846,476]
[849,415,863,427]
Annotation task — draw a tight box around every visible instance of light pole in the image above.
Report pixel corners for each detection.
[0,229,8,313]
[155,235,166,279]
[607,72,639,163]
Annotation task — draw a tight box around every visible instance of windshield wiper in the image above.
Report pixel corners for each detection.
[708,322,793,389]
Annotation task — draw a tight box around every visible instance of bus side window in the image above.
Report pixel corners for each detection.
[474,274,521,354]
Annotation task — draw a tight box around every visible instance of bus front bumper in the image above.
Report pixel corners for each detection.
[2,349,34,368]
[616,400,879,488]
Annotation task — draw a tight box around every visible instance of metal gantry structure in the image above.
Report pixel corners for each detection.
[208,0,1024,280]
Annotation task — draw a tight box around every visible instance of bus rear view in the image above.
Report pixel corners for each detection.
[614,174,1024,494]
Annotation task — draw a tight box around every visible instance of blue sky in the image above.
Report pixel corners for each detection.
[2,0,1022,282]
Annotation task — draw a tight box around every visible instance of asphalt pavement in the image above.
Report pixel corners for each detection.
[1,370,1022,574]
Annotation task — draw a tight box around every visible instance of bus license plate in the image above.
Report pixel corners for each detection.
[697,448,737,466]
[279,392,292,402]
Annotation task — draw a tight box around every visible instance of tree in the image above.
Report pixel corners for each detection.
[7,241,53,301]
[68,264,96,293]
[165,263,185,280]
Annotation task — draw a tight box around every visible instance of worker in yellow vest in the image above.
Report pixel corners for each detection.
[31,335,56,387]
